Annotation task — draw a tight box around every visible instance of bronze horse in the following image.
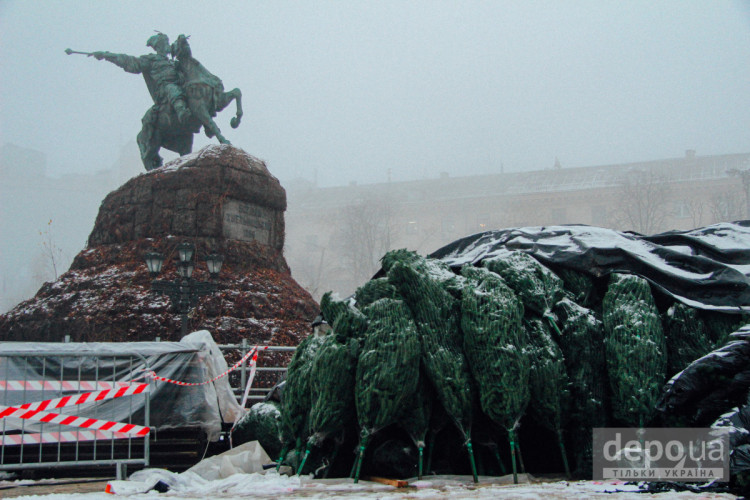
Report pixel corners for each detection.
[138,35,243,170]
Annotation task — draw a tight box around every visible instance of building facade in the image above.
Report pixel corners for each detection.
[285,151,749,300]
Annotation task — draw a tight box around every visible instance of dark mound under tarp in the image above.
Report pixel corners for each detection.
[427,221,750,312]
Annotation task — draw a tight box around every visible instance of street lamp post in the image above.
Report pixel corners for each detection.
[144,243,224,337]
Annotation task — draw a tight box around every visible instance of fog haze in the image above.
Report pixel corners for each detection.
[3,1,750,184]
[2,1,750,312]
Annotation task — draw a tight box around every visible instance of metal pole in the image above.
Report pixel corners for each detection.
[240,338,248,395]
[180,279,189,337]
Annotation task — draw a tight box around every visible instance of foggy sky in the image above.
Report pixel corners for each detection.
[3,1,750,187]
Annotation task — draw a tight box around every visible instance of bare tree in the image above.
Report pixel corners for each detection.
[612,169,671,234]
[709,190,745,223]
[683,199,705,228]
[38,219,66,281]
[728,168,750,219]
[290,243,330,301]
[336,196,396,287]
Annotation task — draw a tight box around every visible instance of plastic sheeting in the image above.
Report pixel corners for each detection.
[0,330,242,442]
[427,221,750,312]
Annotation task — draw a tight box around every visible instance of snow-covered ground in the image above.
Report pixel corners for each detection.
[0,473,738,499]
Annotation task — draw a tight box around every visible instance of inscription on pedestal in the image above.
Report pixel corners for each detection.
[222,198,274,244]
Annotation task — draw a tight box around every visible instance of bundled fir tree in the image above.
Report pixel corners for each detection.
[279,333,326,469]
[288,291,370,475]
[319,292,368,340]
[304,333,359,475]
[382,248,467,300]
[602,273,666,427]
[482,251,565,317]
[385,251,478,481]
[556,268,600,309]
[524,317,571,477]
[460,265,529,483]
[232,401,283,459]
[398,372,433,479]
[352,298,421,481]
[553,297,608,423]
[553,297,608,476]
[665,302,712,376]
[354,277,398,308]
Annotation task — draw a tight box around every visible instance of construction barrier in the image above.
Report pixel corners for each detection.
[0,348,152,476]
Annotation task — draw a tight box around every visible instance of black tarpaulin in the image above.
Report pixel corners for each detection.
[427,221,750,312]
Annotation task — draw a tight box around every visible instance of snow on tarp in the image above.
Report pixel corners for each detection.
[427,221,750,312]
[0,330,240,441]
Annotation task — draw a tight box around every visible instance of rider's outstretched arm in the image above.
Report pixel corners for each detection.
[91,52,145,74]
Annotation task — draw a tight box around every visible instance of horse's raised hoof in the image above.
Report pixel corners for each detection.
[230,116,242,129]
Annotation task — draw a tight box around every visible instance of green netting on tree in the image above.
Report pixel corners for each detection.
[460,266,529,430]
[557,268,599,308]
[280,333,326,454]
[553,297,607,478]
[460,265,529,483]
[665,302,712,376]
[320,291,368,341]
[354,277,398,308]
[382,249,467,300]
[232,401,283,459]
[553,298,607,428]
[525,316,571,476]
[602,273,666,427]
[307,335,359,448]
[482,251,565,316]
[399,372,433,450]
[386,257,473,438]
[355,298,420,437]
[702,311,750,348]
[381,248,421,273]
[397,371,433,479]
[350,297,421,482]
[525,317,570,433]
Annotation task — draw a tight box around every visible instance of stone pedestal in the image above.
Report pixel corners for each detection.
[88,145,286,252]
[0,145,317,351]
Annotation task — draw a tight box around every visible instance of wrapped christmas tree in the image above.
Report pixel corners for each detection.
[304,333,359,475]
[354,277,398,308]
[232,401,283,460]
[665,302,712,376]
[398,373,433,479]
[553,297,607,476]
[602,273,666,427]
[482,250,565,317]
[525,317,571,477]
[279,333,326,469]
[386,251,478,481]
[460,265,529,482]
[556,267,600,308]
[352,298,420,481]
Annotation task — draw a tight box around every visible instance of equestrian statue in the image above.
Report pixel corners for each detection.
[66,33,243,171]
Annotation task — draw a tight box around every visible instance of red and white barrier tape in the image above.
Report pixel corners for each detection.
[145,345,267,386]
[0,405,149,436]
[1,429,134,446]
[0,380,135,392]
[15,383,149,412]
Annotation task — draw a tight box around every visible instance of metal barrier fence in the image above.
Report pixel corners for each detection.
[217,340,296,407]
[0,349,151,478]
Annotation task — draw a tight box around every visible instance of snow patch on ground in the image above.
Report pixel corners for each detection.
[2,475,739,499]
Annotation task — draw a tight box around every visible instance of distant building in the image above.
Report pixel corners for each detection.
[0,142,142,313]
[285,150,750,299]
